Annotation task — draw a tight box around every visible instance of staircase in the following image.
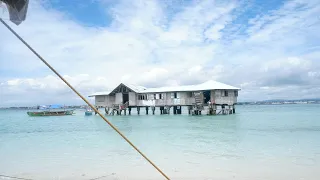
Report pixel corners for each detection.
[110,101,129,115]
[112,101,129,111]
[121,101,129,110]
[193,92,204,110]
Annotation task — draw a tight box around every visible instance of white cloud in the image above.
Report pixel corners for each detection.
[0,0,320,106]
[188,65,202,75]
[308,71,320,78]
[204,24,225,41]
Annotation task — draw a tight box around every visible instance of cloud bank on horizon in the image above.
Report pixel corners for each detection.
[0,0,319,106]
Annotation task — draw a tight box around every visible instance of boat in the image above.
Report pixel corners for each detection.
[27,110,74,116]
[85,108,93,116]
[27,104,74,116]
[84,107,93,116]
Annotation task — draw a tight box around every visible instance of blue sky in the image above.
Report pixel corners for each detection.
[47,0,112,26]
[0,0,320,106]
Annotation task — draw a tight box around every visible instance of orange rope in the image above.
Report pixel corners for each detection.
[0,18,170,180]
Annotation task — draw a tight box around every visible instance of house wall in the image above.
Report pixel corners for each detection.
[108,95,116,106]
[95,95,115,107]
[95,95,106,107]
[115,93,122,104]
[95,89,239,107]
[129,92,136,106]
[213,90,238,105]
[136,92,195,106]
[95,93,136,107]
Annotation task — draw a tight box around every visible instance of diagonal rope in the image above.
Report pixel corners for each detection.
[0,18,170,180]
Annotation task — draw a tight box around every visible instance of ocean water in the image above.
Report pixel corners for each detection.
[0,104,320,180]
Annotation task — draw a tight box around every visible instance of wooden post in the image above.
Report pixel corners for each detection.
[137,107,140,115]
[95,107,98,115]
[177,106,182,114]
[146,107,149,115]
[129,107,131,115]
[152,107,155,115]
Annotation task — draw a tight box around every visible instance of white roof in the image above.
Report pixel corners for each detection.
[89,80,240,96]
[88,91,111,97]
[140,80,240,93]
[88,83,146,97]
[125,84,147,92]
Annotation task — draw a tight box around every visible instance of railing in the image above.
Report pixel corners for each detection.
[112,101,129,110]
[122,101,129,110]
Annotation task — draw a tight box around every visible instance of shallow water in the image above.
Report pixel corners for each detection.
[0,104,320,180]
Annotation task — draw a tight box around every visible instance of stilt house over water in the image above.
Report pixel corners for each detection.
[89,80,240,115]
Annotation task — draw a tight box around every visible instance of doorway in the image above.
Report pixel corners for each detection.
[203,90,211,104]
[122,93,129,104]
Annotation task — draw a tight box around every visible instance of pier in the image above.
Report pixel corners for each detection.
[89,80,240,116]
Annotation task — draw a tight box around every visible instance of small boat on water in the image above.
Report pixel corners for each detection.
[27,110,74,116]
[27,104,75,117]
[85,107,93,116]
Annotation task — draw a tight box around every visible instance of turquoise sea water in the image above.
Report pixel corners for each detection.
[0,104,320,180]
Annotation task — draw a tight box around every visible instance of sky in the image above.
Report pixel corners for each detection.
[0,0,319,107]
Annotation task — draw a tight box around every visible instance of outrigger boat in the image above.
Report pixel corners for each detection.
[27,110,74,116]
[27,104,74,117]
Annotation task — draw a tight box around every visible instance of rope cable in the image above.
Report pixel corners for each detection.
[0,18,170,180]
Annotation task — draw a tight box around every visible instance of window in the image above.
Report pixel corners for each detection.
[159,94,162,99]
[234,91,238,97]
[138,94,148,100]
[149,94,154,100]
[223,90,228,97]
[171,92,179,98]
[188,92,193,97]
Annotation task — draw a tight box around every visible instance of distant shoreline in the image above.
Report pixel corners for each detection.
[1,101,320,109]
[0,106,86,110]
[238,99,320,105]
[238,102,320,105]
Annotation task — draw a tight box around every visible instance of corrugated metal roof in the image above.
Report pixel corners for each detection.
[140,80,240,93]
[88,91,111,97]
[125,84,147,92]
[89,80,240,96]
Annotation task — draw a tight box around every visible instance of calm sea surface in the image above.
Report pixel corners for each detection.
[0,104,320,180]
